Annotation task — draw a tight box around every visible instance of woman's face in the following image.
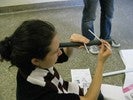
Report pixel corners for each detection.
[37,34,62,69]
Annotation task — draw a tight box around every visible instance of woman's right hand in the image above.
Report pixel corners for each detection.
[98,40,112,63]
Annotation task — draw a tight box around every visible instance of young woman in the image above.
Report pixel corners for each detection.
[0,19,111,100]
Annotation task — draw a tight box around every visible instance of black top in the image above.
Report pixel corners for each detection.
[16,49,82,100]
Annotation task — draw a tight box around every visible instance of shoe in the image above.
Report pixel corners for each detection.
[111,39,120,48]
[89,45,99,54]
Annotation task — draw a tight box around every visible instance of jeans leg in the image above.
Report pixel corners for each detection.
[82,0,98,40]
[100,0,114,39]
[82,21,95,40]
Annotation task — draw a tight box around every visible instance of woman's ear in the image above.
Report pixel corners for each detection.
[31,58,40,66]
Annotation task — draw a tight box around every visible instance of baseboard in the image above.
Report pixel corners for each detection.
[0,0,83,14]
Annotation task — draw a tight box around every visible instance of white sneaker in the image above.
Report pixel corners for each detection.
[111,39,120,48]
[89,45,99,54]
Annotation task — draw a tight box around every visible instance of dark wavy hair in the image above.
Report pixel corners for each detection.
[0,19,56,73]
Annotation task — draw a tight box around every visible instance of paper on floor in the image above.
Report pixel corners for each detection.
[101,84,125,100]
[71,68,92,94]
[71,68,125,99]
[119,49,133,100]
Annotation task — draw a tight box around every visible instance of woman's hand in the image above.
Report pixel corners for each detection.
[98,40,112,63]
[70,33,90,44]
[63,33,89,57]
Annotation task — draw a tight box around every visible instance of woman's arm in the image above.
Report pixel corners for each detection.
[63,33,90,57]
[80,40,112,100]
[63,47,73,57]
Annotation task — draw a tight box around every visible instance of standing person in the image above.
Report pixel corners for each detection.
[82,0,120,54]
[0,19,111,100]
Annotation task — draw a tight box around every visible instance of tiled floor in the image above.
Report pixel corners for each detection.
[0,0,133,100]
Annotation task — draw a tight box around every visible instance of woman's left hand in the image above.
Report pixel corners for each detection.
[70,33,90,44]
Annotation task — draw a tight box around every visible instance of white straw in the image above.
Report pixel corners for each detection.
[103,69,133,77]
[88,29,112,52]
[88,29,101,42]
[84,43,90,54]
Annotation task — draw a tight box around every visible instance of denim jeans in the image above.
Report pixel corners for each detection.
[82,0,114,40]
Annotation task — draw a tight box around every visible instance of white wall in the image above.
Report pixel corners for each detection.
[0,0,68,7]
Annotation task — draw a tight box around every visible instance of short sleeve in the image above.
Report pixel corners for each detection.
[56,49,68,63]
